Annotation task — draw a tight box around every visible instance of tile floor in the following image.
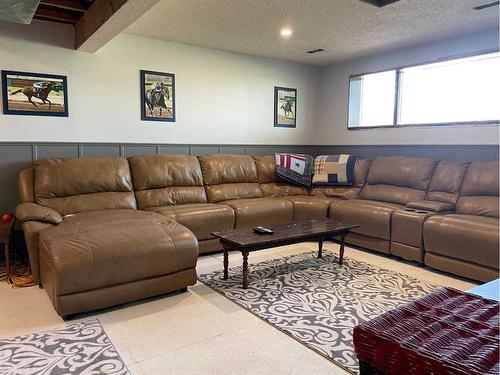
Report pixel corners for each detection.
[0,242,478,374]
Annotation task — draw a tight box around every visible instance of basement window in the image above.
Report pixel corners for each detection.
[347,51,500,129]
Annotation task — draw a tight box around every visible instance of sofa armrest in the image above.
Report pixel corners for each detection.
[21,220,55,283]
[406,200,455,213]
[16,203,63,224]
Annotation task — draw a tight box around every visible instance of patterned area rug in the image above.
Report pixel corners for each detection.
[0,319,129,374]
[199,251,436,374]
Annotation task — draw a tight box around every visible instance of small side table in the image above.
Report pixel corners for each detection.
[0,219,14,279]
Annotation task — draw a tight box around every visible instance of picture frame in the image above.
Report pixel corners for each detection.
[274,86,297,128]
[1,70,68,117]
[140,70,176,122]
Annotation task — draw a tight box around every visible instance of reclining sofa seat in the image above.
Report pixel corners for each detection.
[15,157,198,317]
[390,160,469,264]
[423,161,500,282]
[329,156,438,254]
[197,154,294,228]
[253,155,370,220]
[128,155,235,254]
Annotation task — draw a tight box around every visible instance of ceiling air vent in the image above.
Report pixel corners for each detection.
[473,1,499,10]
[307,48,325,54]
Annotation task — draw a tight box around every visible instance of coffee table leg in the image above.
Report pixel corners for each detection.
[317,239,323,259]
[242,251,249,289]
[339,233,346,265]
[223,247,229,280]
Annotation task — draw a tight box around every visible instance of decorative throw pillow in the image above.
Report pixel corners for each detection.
[275,153,314,187]
[312,154,359,186]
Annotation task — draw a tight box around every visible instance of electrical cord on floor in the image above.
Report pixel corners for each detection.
[0,255,37,288]
[1,225,37,287]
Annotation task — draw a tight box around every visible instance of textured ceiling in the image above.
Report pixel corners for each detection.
[125,0,499,66]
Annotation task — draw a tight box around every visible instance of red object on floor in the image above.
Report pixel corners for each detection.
[353,287,499,375]
[1,213,13,223]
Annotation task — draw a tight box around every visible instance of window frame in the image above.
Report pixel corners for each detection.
[346,49,500,130]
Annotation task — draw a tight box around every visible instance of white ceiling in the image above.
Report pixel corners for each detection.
[124,0,499,66]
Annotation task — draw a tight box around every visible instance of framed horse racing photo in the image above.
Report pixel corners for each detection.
[1,70,68,117]
[274,86,297,128]
[140,70,176,122]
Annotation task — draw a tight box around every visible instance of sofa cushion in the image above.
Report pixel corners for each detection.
[365,156,437,190]
[39,209,198,296]
[198,155,263,202]
[425,160,469,204]
[198,154,258,185]
[359,185,425,206]
[310,186,360,200]
[359,156,437,205]
[35,157,136,215]
[456,161,499,218]
[329,199,404,240]
[19,167,35,203]
[260,183,309,197]
[354,159,372,187]
[222,198,293,228]
[456,196,499,218]
[129,155,207,209]
[285,196,333,220]
[253,155,278,183]
[424,214,499,269]
[460,161,499,197]
[205,183,263,203]
[147,203,235,240]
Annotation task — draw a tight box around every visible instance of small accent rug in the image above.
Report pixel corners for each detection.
[0,319,130,374]
[198,251,436,374]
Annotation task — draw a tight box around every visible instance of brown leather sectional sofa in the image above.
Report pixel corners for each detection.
[15,154,499,317]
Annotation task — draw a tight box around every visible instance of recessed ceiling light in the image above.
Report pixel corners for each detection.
[280,28,293,37]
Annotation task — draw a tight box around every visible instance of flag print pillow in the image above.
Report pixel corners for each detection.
[312,154,359,186]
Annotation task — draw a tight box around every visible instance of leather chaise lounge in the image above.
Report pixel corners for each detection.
[16,157,198,317]
[15,153,499,317]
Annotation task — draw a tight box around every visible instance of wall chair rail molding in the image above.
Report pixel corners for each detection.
[0,142,498,213]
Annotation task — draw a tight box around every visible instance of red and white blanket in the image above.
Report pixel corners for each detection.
[275,153,314,186]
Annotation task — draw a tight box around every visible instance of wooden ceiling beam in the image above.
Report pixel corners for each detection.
[76,0,128,49]
[39,0,90,13]
[34,7,79,24]
[75,0,160,52]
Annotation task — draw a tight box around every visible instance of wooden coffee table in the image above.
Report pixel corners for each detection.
[211,219,359,289]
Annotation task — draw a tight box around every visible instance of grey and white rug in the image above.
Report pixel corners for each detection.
[0,319,129,374]
[199,251,436,374]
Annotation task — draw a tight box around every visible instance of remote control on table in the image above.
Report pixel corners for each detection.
[253,226,274,235]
